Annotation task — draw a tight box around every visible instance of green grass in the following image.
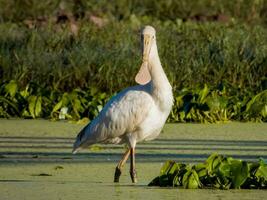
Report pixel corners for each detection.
[0,20,267,92]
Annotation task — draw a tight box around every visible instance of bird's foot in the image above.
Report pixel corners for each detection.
[130,169,137,183]
[114,167,122,182]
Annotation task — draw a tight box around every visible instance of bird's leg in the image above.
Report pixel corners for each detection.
[114,149,131,182]
[130,148,137,183]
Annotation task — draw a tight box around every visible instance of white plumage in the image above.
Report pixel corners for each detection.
[73,25,173,183]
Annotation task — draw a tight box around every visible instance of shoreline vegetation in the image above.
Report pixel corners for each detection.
[0,0,266,122]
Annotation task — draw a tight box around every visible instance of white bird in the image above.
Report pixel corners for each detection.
[73,25,173,183]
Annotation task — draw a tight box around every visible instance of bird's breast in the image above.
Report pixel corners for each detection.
[136,103,170,142]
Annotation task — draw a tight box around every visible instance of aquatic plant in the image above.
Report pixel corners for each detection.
[0,80,266,122]
[148,153,267,189]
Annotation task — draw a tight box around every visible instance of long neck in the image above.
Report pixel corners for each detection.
[149,45,172,92]
[148,45,173,109]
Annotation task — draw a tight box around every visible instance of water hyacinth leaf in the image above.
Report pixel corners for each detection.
[261,105,267,118]
[219,162,231,177]
[248,162,260,175]
[52,100,63,113]
[259,158,266,167]
[193,163,207,178]
[0,96,19,114]
[149,154,267,189]
[220,159,249,189]
[148,176,160,186]
[198,84,209,104]
[159,160,176,186]
[206,153,223,174]
[5,80,18,98]
[160,160,176,176]
[215,174,231,189]
[245,90,267,120]
[62,93,70,106]
[168,163,178,176]
[175,95,184,108]
[171,163,187,186]
[28,96,36,118]
[179,111,186,121]
[255,166,267,182]
[159,174,169,186]
[182,169,200,189]
[231,161,249,189]
[173,174,180,186]
[28,95,42,118]
[73,98,82,117]
[20,85,30,98]
[245,90,267,112]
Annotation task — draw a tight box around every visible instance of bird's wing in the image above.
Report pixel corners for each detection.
[73,86,154,151]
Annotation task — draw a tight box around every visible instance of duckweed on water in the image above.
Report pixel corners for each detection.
[148,153,267,189]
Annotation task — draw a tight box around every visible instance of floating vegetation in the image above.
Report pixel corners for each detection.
[31,173,52,176]
[148,153,267,189]
[54,166,64,170]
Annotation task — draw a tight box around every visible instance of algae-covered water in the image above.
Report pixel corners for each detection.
[0,119,267,199]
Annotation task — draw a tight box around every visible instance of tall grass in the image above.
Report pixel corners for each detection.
[0,21,266,94]
[0,0,267,25]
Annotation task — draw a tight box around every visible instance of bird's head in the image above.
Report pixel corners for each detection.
[135,25,157,85]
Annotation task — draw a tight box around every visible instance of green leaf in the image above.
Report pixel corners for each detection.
[255,165,267,183]
[52,100,63,113]
[248,162,260,176]
[5,80,18,98]
[206,153,223,174]
[148,154,267,189]
[73,98,82,117]
[0,96,19,114]
[182,169,200,189]
[173,174,180,186]
[28,95,42,118]
[159,160,176,186]
[61,93,70,106]
[35,96,42,117]
[28,96,36,118]
[20,84,30,98]
[198,84,209,104]
[160,160,176,176]
[232,161,249,189]
[219,159,249,189]
[148,176,160,186]
[193,163,207,178]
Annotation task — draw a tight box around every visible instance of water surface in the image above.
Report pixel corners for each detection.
[0,120,266,199]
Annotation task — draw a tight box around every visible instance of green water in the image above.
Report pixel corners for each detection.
[0,119,267,199]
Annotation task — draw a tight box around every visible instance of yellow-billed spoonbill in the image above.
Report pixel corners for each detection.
[73,25,173,183]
